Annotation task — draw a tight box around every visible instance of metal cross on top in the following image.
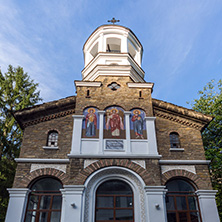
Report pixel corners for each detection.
[108,17,120,24]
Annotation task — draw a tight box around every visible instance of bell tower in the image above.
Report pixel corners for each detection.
[82,24,145,82]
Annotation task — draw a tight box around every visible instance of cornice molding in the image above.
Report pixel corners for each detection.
[22,109,75,128]
[154,109,203,130]
[68,154,162,159]
[152,98,213,124]
[15,158,70,163]
[74,81,102,87]
[127,82,154,89]
[159,160,210,165]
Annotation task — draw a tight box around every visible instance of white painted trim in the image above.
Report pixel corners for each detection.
[144,186,167,193]
[145,117,156,121]
[5,188,30,222]
[159,160,210,165]
[67,154,162,159]
[60,185,85,222]
[124,111,131,154]
[170,148,184,151]
[196,190,220,222]
[72,115,85,118]
[130,139,148,142]
[15,158,69,163]
[83,166,147,222]
[42,146,59,150]
[75,81,102,87]
[127,82,154,89]
[7,188,30,197]
[81,138,99,141]
[195,190,218,197]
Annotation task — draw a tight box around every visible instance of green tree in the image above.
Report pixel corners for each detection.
[0,65,42,221]
[190,79,222,220]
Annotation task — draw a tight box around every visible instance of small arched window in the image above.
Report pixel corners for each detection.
[166,179,201,222]
[25,177,63,222]
[170,132,180,148]
[47,130,58,147]
[95,180,134,221]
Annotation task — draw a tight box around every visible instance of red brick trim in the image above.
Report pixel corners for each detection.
[162,169,207,189]
[20,168,69,187]
[74,159,150,185]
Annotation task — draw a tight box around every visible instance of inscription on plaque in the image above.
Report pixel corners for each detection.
[106,140,124,150]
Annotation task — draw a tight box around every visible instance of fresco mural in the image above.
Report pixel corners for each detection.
[130,109,147,139]
[104,106,125,139]
[82,107,99,138]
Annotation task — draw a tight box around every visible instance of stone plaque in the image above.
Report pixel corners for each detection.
[106,140,124,150]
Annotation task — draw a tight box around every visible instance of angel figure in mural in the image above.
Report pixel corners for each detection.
[85,108,97,137]
[106,108,124,137]
[131,109,144,139]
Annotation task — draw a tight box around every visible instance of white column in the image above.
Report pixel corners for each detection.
[71,115,84,155]
[121,35,128,53]
[135,49,141,66]
[60,185,85,222]
[5,188,30,222]
[196,190,220,222]
[124,111,131,154]
[145,117,158,155]
[98,111,105,154]
[144,186,168,222]
[98,33,104,52]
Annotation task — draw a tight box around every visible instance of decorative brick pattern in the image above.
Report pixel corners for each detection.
[154,109,203,130]
[72,159,160,186]
[161,169,211,190]
[23,109,75,128]
[15,167,69,188]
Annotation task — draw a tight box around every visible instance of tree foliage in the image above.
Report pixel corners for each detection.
[0,65,42,221]
[190,79,222,220]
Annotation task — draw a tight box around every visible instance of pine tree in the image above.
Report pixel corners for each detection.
[0,65,42,221]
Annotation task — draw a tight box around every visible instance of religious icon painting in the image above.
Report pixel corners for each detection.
[82,107,99,138]
[104,106,125,139]
[130,109,147,139]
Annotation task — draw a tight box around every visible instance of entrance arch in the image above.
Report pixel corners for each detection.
[83,166,147,222]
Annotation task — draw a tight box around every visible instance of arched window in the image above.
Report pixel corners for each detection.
[47,130,58,147]
[166,179,202,222]
[170,132,181,148]
[95,180,134,221]
[106,38,121,53]
[25,177,63,222]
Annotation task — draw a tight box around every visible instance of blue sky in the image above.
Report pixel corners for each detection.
[0,0,222,108]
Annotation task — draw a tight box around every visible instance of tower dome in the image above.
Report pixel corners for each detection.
[82,24,145,82]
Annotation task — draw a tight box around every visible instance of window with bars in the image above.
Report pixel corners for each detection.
[95,180,134,222]
[166,179,202,222]
[169,132,181,148]
[47,131,58,147]
[24,178,63,222]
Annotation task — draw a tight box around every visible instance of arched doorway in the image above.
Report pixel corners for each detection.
[95,180,134,221]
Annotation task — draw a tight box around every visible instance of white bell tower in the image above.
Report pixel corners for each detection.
[82,22,145,82]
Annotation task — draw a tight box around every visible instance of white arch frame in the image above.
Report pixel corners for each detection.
[82,166,147,222]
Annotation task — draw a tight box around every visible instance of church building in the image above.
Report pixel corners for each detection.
[5,22,220,222]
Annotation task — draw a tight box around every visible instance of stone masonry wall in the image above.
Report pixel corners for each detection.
[75,76,153,115]
[19,114,73,159]
[155,116,207,160]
